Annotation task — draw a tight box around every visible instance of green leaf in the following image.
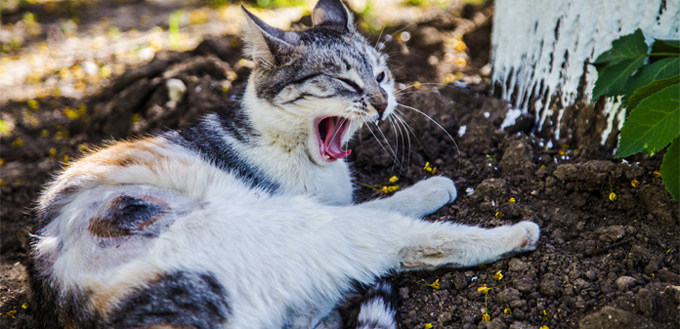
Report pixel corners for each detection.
[622,57,680,109]
[652,39,680,56]
[616,83,680,158]
[661,137,679,201]
[591,29,648,101]
[592,57,647,101]
[627,75,680,111]
[593,29,648,65]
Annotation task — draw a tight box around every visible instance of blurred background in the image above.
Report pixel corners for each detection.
[0,0,489,105]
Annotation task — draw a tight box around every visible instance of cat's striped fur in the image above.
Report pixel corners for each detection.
[28,1,540,328]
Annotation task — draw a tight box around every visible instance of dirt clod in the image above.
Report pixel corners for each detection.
[614,276,637,291]
[579,306,634,329]
[635,288,657,317]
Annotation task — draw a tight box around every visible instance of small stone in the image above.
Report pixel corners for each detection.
[585,270,597,281]
[575,296,586,309]
[643,257,662,274]
[399,287,409,299]
[573,278,591,291]
[470,178,507,203]
[483,317,507,329]
[539,273,561,296]
[496,288,521,304]
[599,225,625,243]
[512,309,525,320]
[453,272,468,290]
[658,285,680,323]
[635,288,656,317]
[515,276,536,293]
[575,221,586,231]
[578,306,633,329]
[664,285,680,303]
[614,276,636,291]
[510,299,526,309]
[499,140,534,175]
[508,258,528,272]
[508,322,530,329]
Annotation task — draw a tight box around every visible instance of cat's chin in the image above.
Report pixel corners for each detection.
[315,116,352,162]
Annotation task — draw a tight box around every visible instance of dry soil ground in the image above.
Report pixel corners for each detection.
[1,1,678,328]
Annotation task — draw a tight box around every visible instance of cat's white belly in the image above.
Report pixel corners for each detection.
[36,153,353,328]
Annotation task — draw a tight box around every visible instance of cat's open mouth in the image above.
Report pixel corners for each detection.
[315,116,352,162]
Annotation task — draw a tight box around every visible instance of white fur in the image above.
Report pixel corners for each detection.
[37,141,539,328]
[241,83,355,204]
[357,298,397,329]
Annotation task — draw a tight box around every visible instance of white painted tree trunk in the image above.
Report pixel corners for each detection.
[491,0,679,150]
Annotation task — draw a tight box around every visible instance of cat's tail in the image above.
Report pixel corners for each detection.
[356,281,398,329]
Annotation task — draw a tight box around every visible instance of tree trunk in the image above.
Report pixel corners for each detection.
[491,0,679,153]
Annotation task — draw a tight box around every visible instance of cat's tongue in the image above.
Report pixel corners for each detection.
[318,117,351,162]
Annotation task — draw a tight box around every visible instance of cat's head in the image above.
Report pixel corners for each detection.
[241,0,396,164]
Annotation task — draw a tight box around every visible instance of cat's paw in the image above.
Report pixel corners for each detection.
[364,176,457,218]
[410,176,457,205]
[510,221,540,252]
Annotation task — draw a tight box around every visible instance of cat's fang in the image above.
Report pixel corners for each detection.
[316,116,352,162]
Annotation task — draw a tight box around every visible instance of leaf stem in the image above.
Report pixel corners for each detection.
[647,52,680,57]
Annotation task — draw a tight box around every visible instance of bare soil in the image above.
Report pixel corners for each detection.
[1,2,678,329]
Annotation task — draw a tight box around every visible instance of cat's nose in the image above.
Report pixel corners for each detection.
[372,87,389,119]
[372,102,388,117]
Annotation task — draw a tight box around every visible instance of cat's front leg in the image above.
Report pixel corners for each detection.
[362,176,457,218]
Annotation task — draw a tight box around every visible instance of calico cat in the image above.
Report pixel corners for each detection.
[27,0,540,328]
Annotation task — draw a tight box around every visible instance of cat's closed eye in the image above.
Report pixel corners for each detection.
[336,77,363,93]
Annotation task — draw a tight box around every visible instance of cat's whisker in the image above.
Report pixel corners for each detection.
[365,122,400,166]
[338,117,351,152]
[372,121,402,168]
[387,115,407,167]
[396,103,461,162]
[392,90,426,98]
[386,22,416,40]
[374,26,386,50]
[394,108,422,151]
[387,64,408,73]
[394,82,467,96]
[390,113,411,166]
[396,117,411,168]
[386,116,402,170]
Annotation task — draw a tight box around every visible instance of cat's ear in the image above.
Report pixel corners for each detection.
[312,0,353,33]
[241,5,300,66]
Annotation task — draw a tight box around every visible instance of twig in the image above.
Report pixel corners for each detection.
[584,239,631,257]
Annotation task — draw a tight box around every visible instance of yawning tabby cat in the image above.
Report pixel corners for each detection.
[28,0,540,328]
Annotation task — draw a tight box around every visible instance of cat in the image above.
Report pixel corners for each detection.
[27,0,540,328]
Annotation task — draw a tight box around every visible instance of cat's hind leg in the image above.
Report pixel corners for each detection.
[395,220,540,270]
[358,175,539,269]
